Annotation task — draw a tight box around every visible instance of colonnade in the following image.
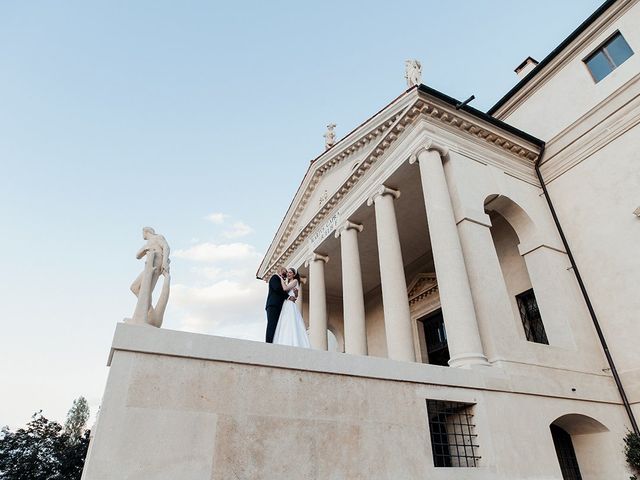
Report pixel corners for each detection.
[304,144,490,367]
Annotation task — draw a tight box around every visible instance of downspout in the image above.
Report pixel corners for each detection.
[535,147,639,435]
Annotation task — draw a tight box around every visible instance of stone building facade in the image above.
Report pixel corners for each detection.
[83,1,640,478]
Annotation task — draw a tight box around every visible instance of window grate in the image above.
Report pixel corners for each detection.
[426,400,480,467]
[516,289,549,345]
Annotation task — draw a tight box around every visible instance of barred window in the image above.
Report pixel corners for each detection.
[426,400,480,467]
[516,289,549,344]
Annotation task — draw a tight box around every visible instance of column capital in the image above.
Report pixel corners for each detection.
[408,140,449,165]
[305,252,329,267]
[366,185,400,207]
[335,220,363,238]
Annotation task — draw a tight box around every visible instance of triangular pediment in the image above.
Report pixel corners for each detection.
[407,273,438,304]
[258,85,542,279]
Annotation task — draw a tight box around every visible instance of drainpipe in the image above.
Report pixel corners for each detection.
[535,148,639,435]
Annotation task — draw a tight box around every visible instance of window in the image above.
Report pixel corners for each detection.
[585,32,633,82]
[516,289,549,344]
[426,400,480,467]
[421,310,450,366]
[550,424,583,479]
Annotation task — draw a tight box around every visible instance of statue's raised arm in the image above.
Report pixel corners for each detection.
[128,227,171,327]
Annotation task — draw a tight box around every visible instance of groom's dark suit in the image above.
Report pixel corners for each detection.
[265,274,288,343]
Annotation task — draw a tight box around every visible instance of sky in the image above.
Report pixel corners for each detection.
[0,0,604,429]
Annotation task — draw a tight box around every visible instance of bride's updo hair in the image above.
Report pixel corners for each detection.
[287,267,301,283]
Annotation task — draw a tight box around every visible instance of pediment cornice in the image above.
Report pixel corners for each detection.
[407,273,438,306]
[258,88,541,278]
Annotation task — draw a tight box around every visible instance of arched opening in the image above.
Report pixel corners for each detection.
[550,414,611,479]
[304,327,343,352]
[484,195,549,345]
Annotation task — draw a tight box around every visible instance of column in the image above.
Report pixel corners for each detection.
[306,253,329,350]
[335,221,368,355]
[456,215,520,361]
[298,275,307,327]
[366,186,414,362]
[410,146,489,367]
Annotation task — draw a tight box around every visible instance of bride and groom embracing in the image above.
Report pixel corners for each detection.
[264,267,310,348]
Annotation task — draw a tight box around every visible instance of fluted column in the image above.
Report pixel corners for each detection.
[306,253,329,350]
[335,221,367,355]
[410,145,489,367]
[367,186,414,362]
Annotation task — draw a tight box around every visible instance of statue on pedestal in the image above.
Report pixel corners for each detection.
[405,59,422,88]
[324,123,336,150]
[128,227,170,327]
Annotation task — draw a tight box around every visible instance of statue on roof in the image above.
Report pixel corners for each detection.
[324,123,336,150]
[405,59,422,87]
[128,226,171,327]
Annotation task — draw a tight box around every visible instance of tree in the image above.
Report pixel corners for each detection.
[0,398,91,480]
[625,431,640,480]
[64,397,89,446]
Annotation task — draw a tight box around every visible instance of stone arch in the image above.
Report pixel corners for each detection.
[549,413,614,479]
[551,413,609,435]
[483,194,549,345]
[483,194,538,249]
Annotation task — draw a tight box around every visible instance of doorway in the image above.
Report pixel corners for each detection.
[550,424,583,479]
[420,309,450,366]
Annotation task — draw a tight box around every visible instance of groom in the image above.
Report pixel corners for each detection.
[265,267,289,343]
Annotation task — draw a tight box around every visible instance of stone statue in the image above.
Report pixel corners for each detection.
[405,59,422,87]
[324,123,336,150]
[128,227,170,327]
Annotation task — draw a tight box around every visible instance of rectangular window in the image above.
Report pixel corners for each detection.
[585,32,633,82]
[426,400,480,467]
[516,289,549,344]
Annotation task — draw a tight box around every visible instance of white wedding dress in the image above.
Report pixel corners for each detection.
[273,284,310,348]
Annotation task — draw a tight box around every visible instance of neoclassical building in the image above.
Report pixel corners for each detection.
[83,1,640,478]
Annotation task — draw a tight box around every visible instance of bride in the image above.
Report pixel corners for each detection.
[273,267,311,348]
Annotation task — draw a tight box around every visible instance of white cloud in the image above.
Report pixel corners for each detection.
[191,266,254,281]
[169,279,267,340]
[174,242,261,263]
[168,233,267,340]
[223,221,254,239]
[204,212,228,224]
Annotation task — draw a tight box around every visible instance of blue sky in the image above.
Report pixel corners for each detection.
[0,0,603,428]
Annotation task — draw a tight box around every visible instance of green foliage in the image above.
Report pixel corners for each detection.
[64,397,90,445]
[0,400,91,480]
[625,431,640,479]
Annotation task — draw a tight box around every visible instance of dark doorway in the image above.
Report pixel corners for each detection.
[550,424,583,479]
[421,310,450,366]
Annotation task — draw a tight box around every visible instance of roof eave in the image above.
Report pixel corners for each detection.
[487,0,619,117]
